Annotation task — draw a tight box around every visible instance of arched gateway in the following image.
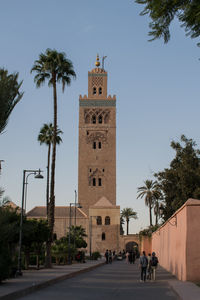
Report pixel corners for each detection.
[126,241,138,252]
[119,234,140,253]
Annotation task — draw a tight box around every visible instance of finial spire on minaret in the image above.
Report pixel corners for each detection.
[95,54,100,67]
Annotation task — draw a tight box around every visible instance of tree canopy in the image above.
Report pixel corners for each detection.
[0,69,23,134]
[135,0,200,44]
[155,135,200,220]
[121,208,137,235]
[137,180,161,226]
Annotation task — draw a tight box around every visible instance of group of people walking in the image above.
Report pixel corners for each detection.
[139,251,159,282]
[105,249,159,283]
[125,250,136,264]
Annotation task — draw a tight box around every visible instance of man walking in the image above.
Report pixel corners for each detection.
[151,252,159,280]
[105,249,109,264]
[139,251,148,282]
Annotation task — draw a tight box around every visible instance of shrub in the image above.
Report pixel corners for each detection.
[91,251,101,260]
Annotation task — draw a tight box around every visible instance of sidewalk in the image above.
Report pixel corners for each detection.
[154,265,200,300]
[167,279,200,300]
[0,259,105,300]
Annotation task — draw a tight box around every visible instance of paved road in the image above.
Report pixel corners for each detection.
[18,261,179,300]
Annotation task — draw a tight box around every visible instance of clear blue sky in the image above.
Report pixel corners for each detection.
[1,0,200,233]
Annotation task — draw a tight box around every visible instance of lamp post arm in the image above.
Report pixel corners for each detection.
[24,172,36,213]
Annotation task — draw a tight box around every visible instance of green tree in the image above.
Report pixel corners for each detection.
[135,0,200,44]
[38,123,63,216]
[31,49,76,267]
[0,206,20,281]
[23,219,50,270]
[121,208,137,235]
[51,237,68,265]
[137,180,161,226]
[155,135,200,220]
[68,225,87,249]
[0,69,23,134]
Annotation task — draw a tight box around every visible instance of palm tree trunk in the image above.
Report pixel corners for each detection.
[46,75,57,268]
[46,144,51,217]
[155,201,158,225]
[127,218,129,235]
[149,202,152,227]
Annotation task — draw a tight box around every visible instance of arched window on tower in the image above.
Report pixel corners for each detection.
[98,142,101,149]
[99,87,102,95]
[102,232,106,240]
[105,216,110,225]
[93,87,96,95]
[97,216,102,225]
[104,114,109,124]
[93,142,96,149]
[92,115,96,124]
[93,178,96,186]
[85,115,90,124]
[98,115,102,124]
[98,178,102,186]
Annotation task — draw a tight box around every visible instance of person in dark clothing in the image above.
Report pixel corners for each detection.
[132,251,136,264]
[129,251,133,263]
[108,250,112,263]
[139,251,148,282]
[105,249,109,264]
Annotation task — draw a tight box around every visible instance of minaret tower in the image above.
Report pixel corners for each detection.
[78,55,116,214]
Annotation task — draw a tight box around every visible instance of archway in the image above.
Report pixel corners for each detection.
[126,241,138,251]
[125,241,139,258]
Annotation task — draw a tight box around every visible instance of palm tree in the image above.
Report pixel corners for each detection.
[38,123,63,216]
[0,68,23,134]
[120,216,125,235]
[153,184,163,225]
[137,180,161,227]
[121,208,137,235]
[31,49,76,267]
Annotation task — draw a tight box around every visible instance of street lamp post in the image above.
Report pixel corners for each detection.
[67,201,82,265]
[74,190,77,226]
[89,216,97,258]
[17,169,43,276]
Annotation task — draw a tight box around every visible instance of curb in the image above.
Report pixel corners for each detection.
[0,262,105,300]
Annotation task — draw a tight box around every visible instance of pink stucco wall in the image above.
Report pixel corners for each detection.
[152,199,200,281]
[140,236,152,255]
[186,202,200,281]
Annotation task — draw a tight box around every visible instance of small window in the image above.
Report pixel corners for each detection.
[93,178,96,186]
[98,178,102,186]
[102,232,106,240]
[92,115,96,124]
[105,216,110,225]
[99,87,102,95]
[93,142,96,149]
[90,168,92,172]
[85,115,90,124]
[98,142,101,149]
[102,168,104,172]
[98,115,102,124]
[93,87,96,95]
[104,114,109,124]
[97,216,102,225]
[87,131,89,135]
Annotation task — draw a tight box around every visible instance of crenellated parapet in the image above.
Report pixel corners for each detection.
[79,94,116,101]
